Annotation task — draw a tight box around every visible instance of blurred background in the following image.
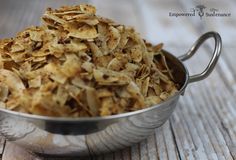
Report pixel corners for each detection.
[1,0,235,79]
[0,0,235,48]
[0,1,236,159]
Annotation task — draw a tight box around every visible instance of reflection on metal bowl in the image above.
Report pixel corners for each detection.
[0,32,222,156]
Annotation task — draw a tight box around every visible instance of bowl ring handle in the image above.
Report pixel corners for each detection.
[178,31,222,83]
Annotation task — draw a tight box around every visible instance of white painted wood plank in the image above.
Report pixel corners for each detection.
[172,102,210,160]
[146,134,158,160]
[0,1,236,160]
[191,83,235,160]
[155,126,169,160]
[162,122,180,160]
[176,44,236,160]
[122,148,131,160]
[154,121,180,160]
[114,151,123,160]
[2,142,41,160]
[139,140,148,160]
[131,144,140,160]
[187,92,228,160]
[0,137,5,158]
[104,153,114,160]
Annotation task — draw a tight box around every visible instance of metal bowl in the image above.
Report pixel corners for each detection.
[0,32,222,156]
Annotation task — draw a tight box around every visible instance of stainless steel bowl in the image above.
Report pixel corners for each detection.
[0,32,222,156]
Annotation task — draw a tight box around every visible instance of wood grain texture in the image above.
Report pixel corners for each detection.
[2,143,41,160]
[0,0,236,159]
[0,137,5,159]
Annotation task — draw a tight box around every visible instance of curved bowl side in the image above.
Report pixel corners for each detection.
[0,50,188,156]
[0,96,179,156]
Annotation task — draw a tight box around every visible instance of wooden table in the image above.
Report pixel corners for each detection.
[0,0,235,159]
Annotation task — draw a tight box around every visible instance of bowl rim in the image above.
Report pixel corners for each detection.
[0,50,189,122]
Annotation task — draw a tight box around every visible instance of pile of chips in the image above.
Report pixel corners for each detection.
[0,4,178,117]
